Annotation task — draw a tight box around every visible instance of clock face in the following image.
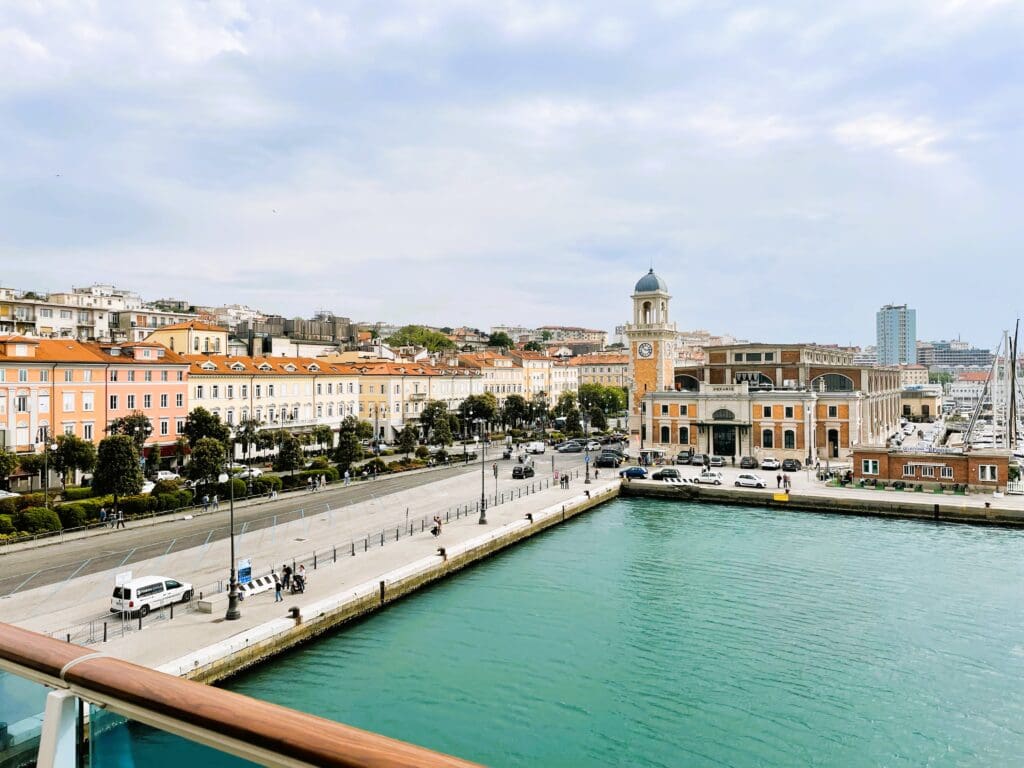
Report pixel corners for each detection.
[638,342,654,359]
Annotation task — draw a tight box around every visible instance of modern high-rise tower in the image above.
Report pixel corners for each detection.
[876,304,916,365]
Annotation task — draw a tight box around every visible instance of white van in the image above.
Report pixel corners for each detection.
[526,441,546,454]
[111,576,193,617]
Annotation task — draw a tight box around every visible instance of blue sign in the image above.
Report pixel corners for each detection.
[237,558,252,585]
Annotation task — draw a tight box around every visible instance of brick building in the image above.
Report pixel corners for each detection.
[852,448,1009,492]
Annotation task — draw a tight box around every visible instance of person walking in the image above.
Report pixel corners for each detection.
[202,494,210,513]
[212,494,219,511]
[307,477,314,493]
[115,509,125,529]
[99,506,107,526]
[776,473,783,489]
[273,572,283,602]
[344,469,350,486]
[282,564,292,591]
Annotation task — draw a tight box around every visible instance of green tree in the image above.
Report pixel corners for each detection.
[540,330,553,341]
[523,340,544,352]
[51,434,97,489]
[929,372,953,385]
[311,424,334,454]
[333,416,363,469]
[501,394,528,427]
[488,331,514,349]
[0,448,17,490]
[186,437,226,485]
[18,453,46,481]
[93,435,144,513]
[398,425,418,454]
[565,408,583,436]
[234,419,261,465]
[433,416,453,447]
[183,407,231,448]
[420,400,449,435]
[589,406,608,431]
[458,394,497,429]
[385,325,456,353]
[274,432,304,474]
[553,391,578,417]
[355,420,375,441]
[107,411,153,451]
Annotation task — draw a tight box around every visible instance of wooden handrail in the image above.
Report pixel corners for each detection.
[0,623,482,768]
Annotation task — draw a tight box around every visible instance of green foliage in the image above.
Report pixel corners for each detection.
[311,424,334,452]
[273,432,305,473]
[523,341,544,352]
[183,407,231,448]
[118,495,155,515]
[0,497,16,516]
[488,331,514,349]
[415,445,431,459]
[589,406,608,431]
[280,468,339,489]
[578,383,627,415]
[253,475,283,494]
[151,479,182,496]
[387,457,426,472]
[398,425,418,454]
[929,372,953,385]
[459,393,497,424]
[553,391,578,417]
[214,478,248,499]
[333,416,364,470]
[16,506,62,533]
[565,409,583,436]
[355,420,374,440]
[385,325,456,353]
[62,486,95,501]
[16,492,47,511]
[233,419,261,462]
[106,411,153,451]
[186,437,227,484]
[419,400,449,434]
[0,514,13,534]
[501,394,529,427]
[540,330,553,341]
[56,503,88,529]
[0,448,17,487]
[432,416,453,447]
[17,453,45,477]
[360,458,388,475]
[50,434,97,488]
[94,435,144,500]
[307,455,331,470]
[153,490,193,511]
[1010,464,1021,482]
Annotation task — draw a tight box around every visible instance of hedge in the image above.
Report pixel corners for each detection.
[253,475,283,494]
[280,467,340,490]
[0,514,14,534]
[118,495,156,515]
[0,497,15,516]
[63,486,96,501]
[16,493,48,512]
[16,506,62,533]
[56,503,89,529]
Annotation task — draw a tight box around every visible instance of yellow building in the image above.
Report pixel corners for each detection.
[146,321,230,356]
[570,353,629,387]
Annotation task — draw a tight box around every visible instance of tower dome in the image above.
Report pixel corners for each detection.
[634,268,667,293]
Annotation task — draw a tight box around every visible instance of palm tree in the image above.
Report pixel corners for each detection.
[235,419,261,467]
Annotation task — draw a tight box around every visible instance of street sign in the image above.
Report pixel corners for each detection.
[237,558,252,585]
[115,571,132,586]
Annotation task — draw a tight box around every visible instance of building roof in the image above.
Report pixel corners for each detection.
[182,354,356,376]
[150,320,228,333]
[0,338,104,363]
[86,342,189,366]
[569,354,629,366]
[634,268,668,293]
[956,371,990,382]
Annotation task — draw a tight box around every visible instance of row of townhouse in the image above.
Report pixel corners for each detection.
[569,353,629,388]
[506,352,580,404]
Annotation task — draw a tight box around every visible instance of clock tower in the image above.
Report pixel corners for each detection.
[624,269,677,448]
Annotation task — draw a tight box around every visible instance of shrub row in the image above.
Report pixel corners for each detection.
[280,467,340,489]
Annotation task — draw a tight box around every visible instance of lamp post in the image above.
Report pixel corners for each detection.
[37,427,57,507]
[477,418,487,524]
[225,438,241,621]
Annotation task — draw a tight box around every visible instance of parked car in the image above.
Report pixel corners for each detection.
[690,453,710,466]
[781,459,802,472]
[735,473,767,488]
[155,470,180,481]
[604,448,630,461]
[237,467,264,479]
[739,456,758,469]
[619,466,648,479]
[558,442,584,453]
[525,441,546,454]
[111,576,193,618]
[595,454,621,468]
[512,465,535,479]
[695,470,724,485]
[760,457,781,470]
[708,456,726,467]
[585,440,602,451]
[651,468,682,481]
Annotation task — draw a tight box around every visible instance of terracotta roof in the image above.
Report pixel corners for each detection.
[148,320,227,333]
[957,371,990,382]
[568,354,629,366]
[182,354,356,376]
[86,342,189,366]
[0,338,105,363]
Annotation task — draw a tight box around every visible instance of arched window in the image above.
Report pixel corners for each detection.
[678,426,689,444]
[660,425,670,443]
[811,373,854,392]
[193,337,199,351]
[642,301,652,323]
[169,338,174,351]
[784,430,796,449]
[675,374,700,391]
[762,428,774,448]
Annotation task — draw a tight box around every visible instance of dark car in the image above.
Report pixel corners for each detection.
[676,451,694,465]
[595,454,621,468]
[739,456,758,469]
[651,468,682,481]
[512,465,535,479]
[781,458,802,472]
[619,466,648,479]
[708,456,726,467]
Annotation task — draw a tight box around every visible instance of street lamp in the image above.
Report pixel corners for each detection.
[476,418,487,524]
[225,439,241,621]
[37,427,58,508]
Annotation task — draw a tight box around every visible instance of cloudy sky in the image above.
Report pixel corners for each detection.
[1,1,1021,347]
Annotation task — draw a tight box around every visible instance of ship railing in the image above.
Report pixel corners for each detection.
[0,621,480,768]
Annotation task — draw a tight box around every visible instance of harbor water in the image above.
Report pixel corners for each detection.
[99,498,1024,766]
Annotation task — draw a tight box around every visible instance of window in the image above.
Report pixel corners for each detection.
[828,405,838,418]
[127,394,135,409]
[110,370,118,382]
[903,464,915,477]
[161,370,168,382]
[15,395,29,413]
[941,466,954,479]
[211,386,219,399]
[38,394,48,413]
[784,406,794,419]
[861,459,879,475]
[82,392,93,412]
[63,423,74,435]
[83,370,92,382]
[40,308,52,318]
[176,371,184,381]
[241,385,248,398]
[317,383,322,395]
[979,465,998,482]
[679,405,688,416]
[64,370,73,382]
[762,406,772,418]
[160,420,169,436]
[160,394,168,408]
[255,384,262,398]
[678,426,689,444]
[764,352,774,362]
[83,423,93,440]
[109,395,118,410]
[176,418,185,434]
[268,384,275,397]
[783,430,796,449]
[127,371,135,382]
[40,369,49,382]
[922,466,935,478]
[19,369,28,382]
[762,429,774,448]
[227,385,234,399]
[60,309,72,319]
[63,392,74,411]
[660,404,669,415]
[143,394,151,409]
[746,352,762,362]
[660,425,670,443]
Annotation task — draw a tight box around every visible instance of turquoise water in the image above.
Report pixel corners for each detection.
[100,499,1024,766]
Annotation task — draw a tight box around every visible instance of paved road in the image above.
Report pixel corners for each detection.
[0,451,584,596]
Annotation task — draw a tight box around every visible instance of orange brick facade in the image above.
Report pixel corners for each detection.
[852,448,1010,491]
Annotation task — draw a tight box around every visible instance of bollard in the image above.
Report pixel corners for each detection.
[526,513,533,523]
[379,580,386,605]
[103,622,107,643]
[351,541,355,557]
[933,503,939,520]
[421,519,424,532]
[437,546,447,561]
[67,633,71,643]
[334,546,337,563]
[396,527,399,541]
[289,606,302,624]
[364,537,368,552]
[138,614,142,631]
[170,603,174,620]
[380,531,384,546]
[314,553,317,570]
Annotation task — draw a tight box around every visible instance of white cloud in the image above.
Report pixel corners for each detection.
[833,114,951,164]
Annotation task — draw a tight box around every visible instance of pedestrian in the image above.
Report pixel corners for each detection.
[115,509,125,529]
[344,469,350,486]
[730,456,735,467]
[307,477,314,493]
[212,494,219,511]
[594,468,599,478]
[273,572,283,602]
[99,506,107,526]
[297,564,307,590]
[202,494,210,512]
[282,564,292,590]
[776,473,782,489]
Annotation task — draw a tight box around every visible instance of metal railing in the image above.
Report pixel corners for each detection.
[0,621,481,767]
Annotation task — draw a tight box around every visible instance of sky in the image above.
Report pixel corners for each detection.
[0,1,1022,348]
